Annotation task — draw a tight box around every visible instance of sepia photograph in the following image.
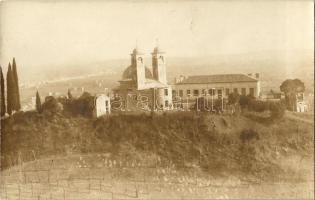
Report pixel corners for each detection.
[0,0,314,199]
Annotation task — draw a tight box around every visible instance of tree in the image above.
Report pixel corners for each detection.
[0,66,5,117]
[6,63,15,115]
[239,95,256,110]
[42,96,62,114]
[36,91,42,113]
[280,79,305,111]
[67,88,73,99]
[228,91,240,105]
[12,58,21,111]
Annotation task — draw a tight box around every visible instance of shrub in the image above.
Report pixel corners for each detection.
[248,100,268,112]
[269,101,286,119]
[228,92,240,105]
[42,96,62,114]
[60,92,95,117]
[240,129,259,143]
[247,99,286,120]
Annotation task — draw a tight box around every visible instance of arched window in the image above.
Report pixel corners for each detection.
[137,57,143,63]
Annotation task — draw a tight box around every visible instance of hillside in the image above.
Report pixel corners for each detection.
[1,111,313,177]
[1,111,314,199]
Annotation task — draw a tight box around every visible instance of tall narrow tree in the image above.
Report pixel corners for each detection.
[0,66,6,117]
[6,63,14,115]
[67,88,73,99]
[12,58,21,111]
[36,91,42,113]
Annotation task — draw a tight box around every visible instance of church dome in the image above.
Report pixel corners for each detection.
[122,65,153,80]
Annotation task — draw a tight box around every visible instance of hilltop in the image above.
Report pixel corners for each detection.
[1,110,313,181]
[1,110,313,199]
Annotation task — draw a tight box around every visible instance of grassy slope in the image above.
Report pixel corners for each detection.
[1,111,313,182]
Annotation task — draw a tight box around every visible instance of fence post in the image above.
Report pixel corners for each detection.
[5,184,8,200]
[18,183,21,200]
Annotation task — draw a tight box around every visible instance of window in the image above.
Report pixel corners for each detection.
[187,90,191,96]
[193,90,199,96]
[225,88,230,96]
[159,56,164,63]
[233,88,238,94]
[164,89,168,96]
[137,57,143,63]
[201,89,206,96]
[217,89,222,98]
[172,90,176,96]
[165,100,169,107]
[209,89,216,96]
[179,90,183,97]
[241,88,246,95]
[249,88,255,96]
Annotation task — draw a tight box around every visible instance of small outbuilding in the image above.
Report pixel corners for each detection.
[94,94,111,117]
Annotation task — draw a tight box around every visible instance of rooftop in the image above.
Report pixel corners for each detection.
[175,74,258,84]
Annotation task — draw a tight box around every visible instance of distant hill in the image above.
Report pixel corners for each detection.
[21,50,313,93]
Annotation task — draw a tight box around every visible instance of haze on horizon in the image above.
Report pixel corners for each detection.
[0,0,313,80]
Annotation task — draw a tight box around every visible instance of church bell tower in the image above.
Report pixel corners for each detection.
[131,48,145,89]
[152,46,167,84]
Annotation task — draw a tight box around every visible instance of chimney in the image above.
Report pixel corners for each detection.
[179,75,185,82]
[255,73,260,79]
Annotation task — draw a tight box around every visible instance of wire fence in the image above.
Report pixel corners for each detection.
[1,155,314,200]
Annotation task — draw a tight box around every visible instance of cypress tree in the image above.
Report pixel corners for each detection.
[0,66,6,117]
[12,58,21,111]
[6,63,14,115]
[67,88,73,99]
[36,91,42,113]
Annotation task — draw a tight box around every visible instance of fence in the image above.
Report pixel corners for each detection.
[1,155,314,200]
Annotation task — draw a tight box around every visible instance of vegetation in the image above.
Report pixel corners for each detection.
[12,58,21,111]
[2,58,21,116]
[1,110,313,181]
[67,88,73,99]
[1,66,5,117]
[36,91,42,113]
[62,91,95,117]
[280,79,305,111]
[228,91,240,105]
[42,96,63,114]
[6,63,14,115]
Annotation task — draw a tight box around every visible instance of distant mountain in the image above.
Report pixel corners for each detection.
[21,50,313,93]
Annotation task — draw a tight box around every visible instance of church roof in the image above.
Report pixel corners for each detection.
[142,79,169,89]
[122,65,153,80]
[176,74,258,84]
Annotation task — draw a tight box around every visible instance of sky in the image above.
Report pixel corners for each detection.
[0,0,313,72]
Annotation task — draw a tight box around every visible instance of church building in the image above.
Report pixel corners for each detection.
[113,47,172,111]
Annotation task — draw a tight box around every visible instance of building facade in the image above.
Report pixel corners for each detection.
[172,74,260,100]
[94,94,111,117]
[113,47,172,111]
